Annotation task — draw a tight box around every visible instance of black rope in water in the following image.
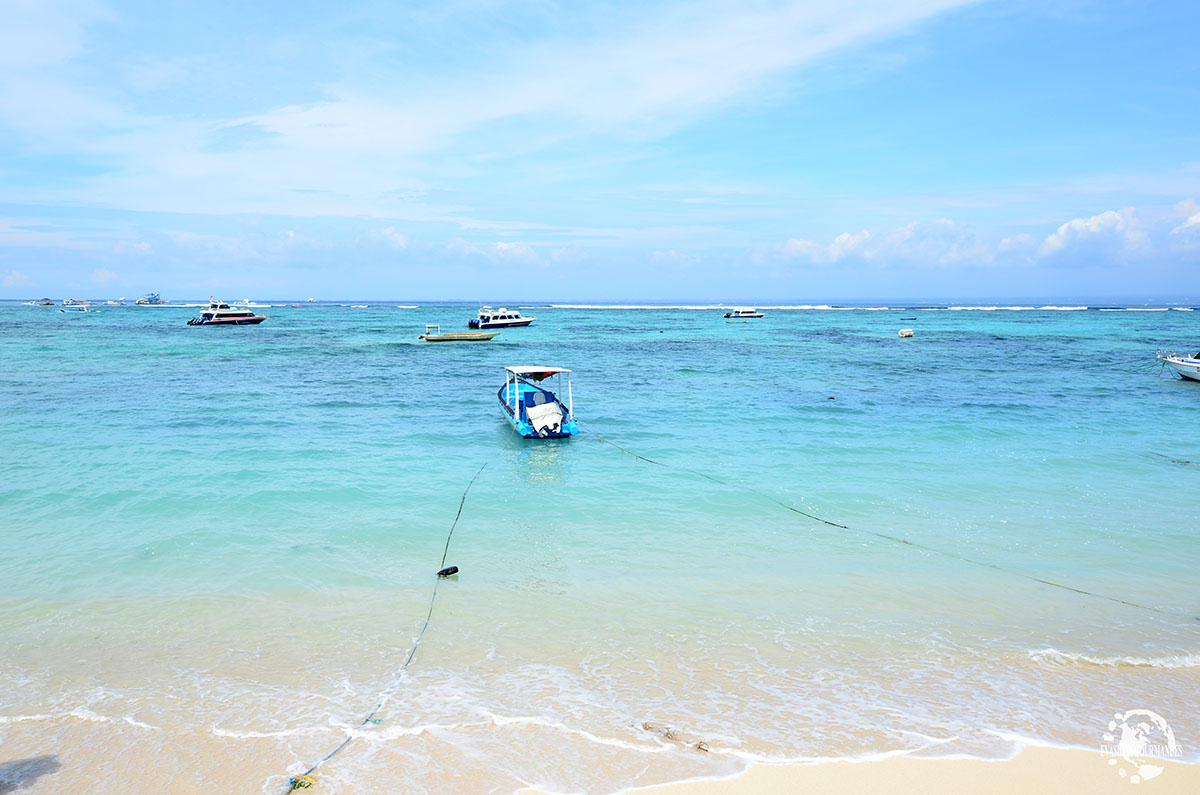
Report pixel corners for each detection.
[1150,452,1193,466]
[585,426,1172,616]
[282,462,489,792]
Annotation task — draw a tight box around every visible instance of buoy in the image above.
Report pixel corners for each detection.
[898,328,914,338]
[437,566,459,578]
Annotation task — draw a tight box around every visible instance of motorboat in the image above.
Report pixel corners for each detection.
[105,298,126,306]
[59,305,93,313]
[62,298,92,307]
[498,366,578,438]
[1158,350,1200,381]
[723,308,765,318]
[135,293,168,305]
[470,307,535,329]
[419,324,498,342]
[37,298,55,305]
[187,299,267,326]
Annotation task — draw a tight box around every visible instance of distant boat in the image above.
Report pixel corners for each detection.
[1158,350,1200,381]
[104,299,125,306]
[37,297,55,305]
[307,298,315,302]
[419,324,498,342]
[59,305,93,313]
[723,308,765,318]
[135,293,168,305]
[498,366,578,438]
[187,299,267,326]
[62,298,91,307]
[470,307,535,329]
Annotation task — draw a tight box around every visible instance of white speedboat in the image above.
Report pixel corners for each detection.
[469,307,535,329]
[723,308,765,318]
[1158,350,1200,381]
[62,298,92,307]
[187,299,267,326]
[135,293,168,305]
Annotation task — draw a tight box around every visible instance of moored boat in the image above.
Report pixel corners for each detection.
[135,293,168,305]
[498,366,578,438]
[470,307,535,329]
[187,299,267,326]
[723,307,765,318]
[1158,350,1200,381]
[419,324,498,342]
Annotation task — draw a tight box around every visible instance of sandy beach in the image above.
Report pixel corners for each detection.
[621,747,1200,795]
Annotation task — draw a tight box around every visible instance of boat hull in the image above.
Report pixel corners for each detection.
[497,389,578,438]
[1162,356,1200,381]
[421,332,499,342]
[187,316,267,326]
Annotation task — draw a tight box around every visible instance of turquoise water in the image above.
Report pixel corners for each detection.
[1,302,1198,792]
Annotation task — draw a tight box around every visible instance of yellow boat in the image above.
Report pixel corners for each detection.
[419,324,499,342]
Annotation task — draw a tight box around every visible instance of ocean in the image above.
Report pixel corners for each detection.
[1,301,1197,793]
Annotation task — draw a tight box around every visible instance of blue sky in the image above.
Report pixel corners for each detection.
[1,0,1198,300]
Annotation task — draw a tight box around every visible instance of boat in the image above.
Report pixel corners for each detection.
[59,305,93,313]
[1158,350,1200,381]
[469,307,535,329]
[62,298,92,307]
[135,293,168,305]
[723,308,765,318]
[37,298,54,306]
[498,366,578,438]
[187,299,267,326]
[419,324,499,342]
[105,298,126,306]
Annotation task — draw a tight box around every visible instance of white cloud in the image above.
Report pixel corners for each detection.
[379,226,409,248]
[778,220,992,267]
[91,267,117,284]
[1038,208,1147,257]
[2,269,34,288]
[0,0,975,220]
[651,249,700,267]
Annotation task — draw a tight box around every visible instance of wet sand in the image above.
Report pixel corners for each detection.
[624,747,1200,794]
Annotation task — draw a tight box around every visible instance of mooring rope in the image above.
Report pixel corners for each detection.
[585,426,1174,616]
[282,462,489,792]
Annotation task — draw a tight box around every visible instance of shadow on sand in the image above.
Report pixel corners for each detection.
[0,756,61,793]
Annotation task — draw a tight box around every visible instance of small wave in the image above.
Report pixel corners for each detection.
[0,710,160,730]
[0,713,54,724]
[1038,306,1088,310]
[211,725,332,740]
[485,712,673,755]
[1028,648,1200,668]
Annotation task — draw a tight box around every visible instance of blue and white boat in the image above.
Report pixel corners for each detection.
[498,366,578,438]
[470,307,535,329]
[135,293,168,305]
[1158,349,1200,381]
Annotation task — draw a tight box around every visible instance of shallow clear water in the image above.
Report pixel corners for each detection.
[1,302,1198,792]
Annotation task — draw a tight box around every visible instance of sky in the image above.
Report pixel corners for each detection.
[0,0,1198,300]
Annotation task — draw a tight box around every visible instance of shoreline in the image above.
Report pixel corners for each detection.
[622,747,1200,794]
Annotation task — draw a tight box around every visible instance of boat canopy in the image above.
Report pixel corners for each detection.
[505,366,571,381]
